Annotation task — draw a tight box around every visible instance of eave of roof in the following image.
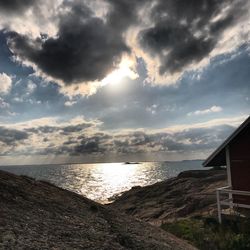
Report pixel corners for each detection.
[203,115,250,167]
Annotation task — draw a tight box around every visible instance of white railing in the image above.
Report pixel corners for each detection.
[216,186,250,223]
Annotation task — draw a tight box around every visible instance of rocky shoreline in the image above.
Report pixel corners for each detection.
[109,169,227,226]
[0,170,196,250]
[0,168,226,249]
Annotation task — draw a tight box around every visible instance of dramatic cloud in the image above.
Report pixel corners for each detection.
[138,0,249,84]
[0,127,29,146]
[43,123,235,158]
[0,0,35,14]
[0,1,60,38]
[0,112,247,165]
[7,1,129,87]
[24,121,95,135]
[2,0,249,95]
[0,0,249,164]
[0,73,12,94]
[74,139,103,155]
[0,115,240,159]
[0,116,101,156]
[106,0,149,31]
[60,123,94,135]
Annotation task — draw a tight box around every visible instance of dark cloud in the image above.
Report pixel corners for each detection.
[106,0,148,31]
[36,135,106,156]
[55,124,235,156]
[39,145,74,156]
[26,126,58,134]
[2,36,249,133]
[113,125,234,154]
[73,133,114,155]
[139,0,247,75]
[60,123,93,135]
[7,1,129,84]
[4,0,248,88]
[0,121,235,157]
[0,127,29,146]
[25,122,93,135]
[0,0,35,14]
[74,140,102,154]
[63,139,77,145]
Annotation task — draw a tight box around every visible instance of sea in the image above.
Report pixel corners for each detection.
[0,160,204,203]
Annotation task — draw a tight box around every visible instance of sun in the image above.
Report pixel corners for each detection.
[101,57,138,87]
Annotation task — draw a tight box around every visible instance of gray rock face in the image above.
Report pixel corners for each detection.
[109,169,227,226]
[0,170,196,250]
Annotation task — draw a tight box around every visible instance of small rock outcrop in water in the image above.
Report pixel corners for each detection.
[110,169,227,225]
[0,170,196,250]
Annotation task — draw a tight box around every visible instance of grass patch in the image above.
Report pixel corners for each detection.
[161,216,250,250]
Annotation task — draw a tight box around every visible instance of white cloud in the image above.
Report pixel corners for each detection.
[0,97,10,109]
[0,73,12,94]
[64,100,77,107]
[27,80,37,93]
[0,116,101,131]
[163,115,247,133]
[188,106,223,116]
[0,0,61,38]
[146,104,158,114]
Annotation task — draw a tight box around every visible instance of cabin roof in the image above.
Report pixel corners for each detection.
[203,115,250,167]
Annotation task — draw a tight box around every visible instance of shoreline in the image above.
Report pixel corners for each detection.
[0,159,204,168]
[0,167,227,249]
[0,160,205,204]
[0,169,196,249]
[109,168,227,226]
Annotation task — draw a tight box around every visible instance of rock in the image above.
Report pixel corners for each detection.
[0,170,196,249]
[1,231,16,246]
[109,169,227,225]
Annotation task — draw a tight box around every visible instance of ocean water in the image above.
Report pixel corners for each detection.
[0,160,203,203]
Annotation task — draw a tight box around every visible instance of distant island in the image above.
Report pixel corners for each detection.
[124,162,140,165]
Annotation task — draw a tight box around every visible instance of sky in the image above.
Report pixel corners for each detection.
[0,0,249,165]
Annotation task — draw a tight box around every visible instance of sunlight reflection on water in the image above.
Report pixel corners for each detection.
[0,161,203,203]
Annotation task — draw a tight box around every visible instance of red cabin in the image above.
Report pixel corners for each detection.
[203,116,250,222]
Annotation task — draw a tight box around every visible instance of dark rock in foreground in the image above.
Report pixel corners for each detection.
[109,169,227,226]
[0,170,195,250]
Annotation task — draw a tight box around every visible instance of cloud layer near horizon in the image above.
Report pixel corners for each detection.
[0,116,245,161]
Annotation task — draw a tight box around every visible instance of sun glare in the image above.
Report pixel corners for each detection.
[101,57,138,87]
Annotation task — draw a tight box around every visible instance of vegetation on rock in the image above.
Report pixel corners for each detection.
[161,216,250,250]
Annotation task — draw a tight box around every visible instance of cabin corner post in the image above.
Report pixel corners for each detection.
[226,146,233,208]
[216,189,222,223]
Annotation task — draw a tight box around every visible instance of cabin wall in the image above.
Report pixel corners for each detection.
[229,126,250,204]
